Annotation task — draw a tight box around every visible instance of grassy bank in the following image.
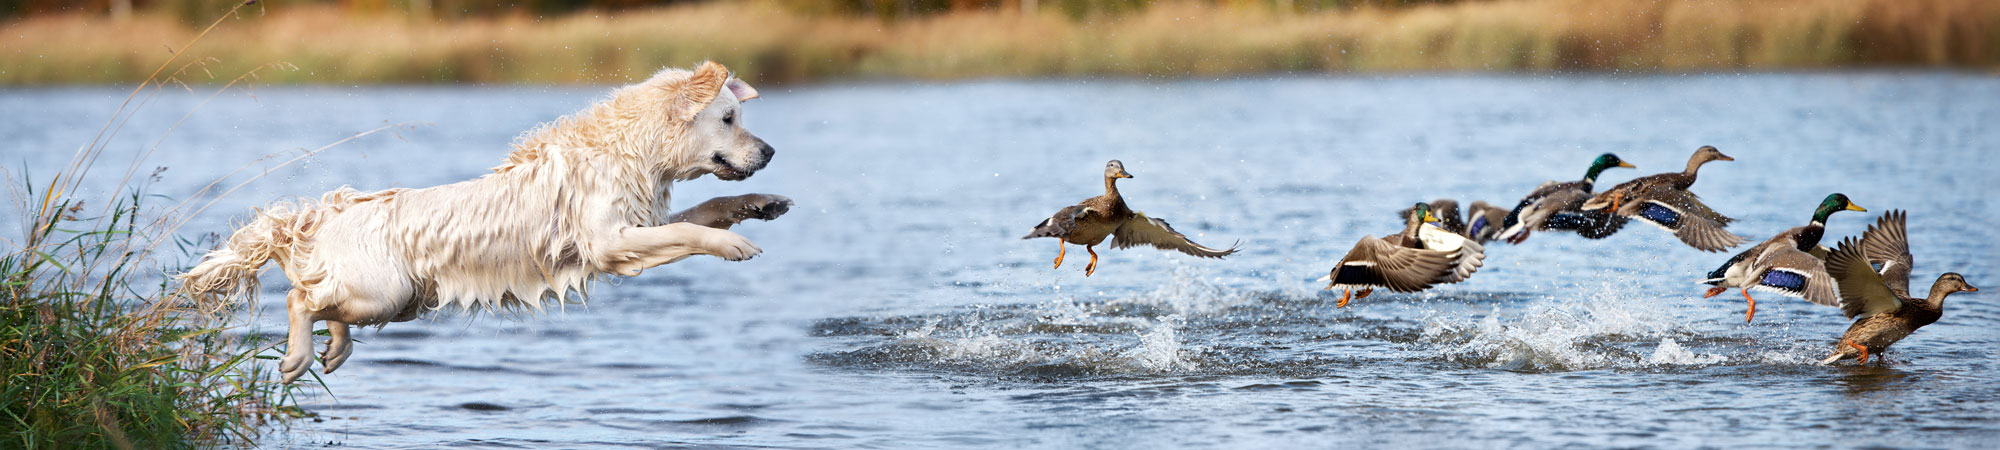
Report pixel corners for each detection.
[2,0,1996,85]
[2,4,327,446]
[1,191,306,448]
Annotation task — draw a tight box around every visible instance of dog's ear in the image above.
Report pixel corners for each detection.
[671,61,730,123]
[726,78,759,102]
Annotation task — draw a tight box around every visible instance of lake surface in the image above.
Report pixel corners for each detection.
[4,73,1998,448]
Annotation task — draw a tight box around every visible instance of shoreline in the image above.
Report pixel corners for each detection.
[2,0,1995,86]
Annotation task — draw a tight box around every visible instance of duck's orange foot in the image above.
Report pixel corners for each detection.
[1083,246,1099,277]
[1703,286,1727,298]
[1845,339,1870,365]
[1337,289,1352,308]
[1053,242,1068,269]
[1357,288,1374,300]
[1741,289,1757,323]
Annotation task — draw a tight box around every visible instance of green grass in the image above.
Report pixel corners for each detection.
[1,2,327,447]
[1,192,310,449]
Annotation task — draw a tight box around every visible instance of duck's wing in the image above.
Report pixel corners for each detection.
[1825,236,1903,319]
[1023,205,1091,239]
[1854,210,1914,297]
[1501,181,1585,240]
[1578,177,1652,211]
[1465,201,1509,244]
[1108,212,1240,258]
[1622,190,1743,252]
[1327,236,1453,293]
[1418,224,1485,283]
[1747,245,1839,307]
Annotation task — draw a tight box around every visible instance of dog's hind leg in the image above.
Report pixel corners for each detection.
[320,321,354,374]
[278,290,317,384]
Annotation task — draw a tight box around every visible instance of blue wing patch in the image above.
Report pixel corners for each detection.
[1637,203,1681,228]
[1469,216,1489,238]
[1757,270,1808,294]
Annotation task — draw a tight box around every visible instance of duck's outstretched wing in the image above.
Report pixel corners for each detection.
[1747,245,1839,307]
[1109,212,1239,258]
[1024,205,1090,240]
[1826,236,1903,320]
[1623,190,1743,252]
[1853,210,1914,297]
[1324,236,1453,293]
[1418,224,1485,284]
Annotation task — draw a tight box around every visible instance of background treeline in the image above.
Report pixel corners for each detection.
[1,0,1995,85]
[3,0,1457,22]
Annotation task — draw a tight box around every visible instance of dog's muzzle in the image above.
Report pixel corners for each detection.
[711,141,773,181]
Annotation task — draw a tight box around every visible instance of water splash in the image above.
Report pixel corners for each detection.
[1647,338,1727,366]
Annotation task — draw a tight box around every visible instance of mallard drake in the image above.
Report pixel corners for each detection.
[1820,211,1979,364]
[1023,160,1240,276]
[1578,146,1743,252]
[1400,199,1465,235]
[1699,193,1866,322]
[1497,153,1635,244]
[1323,202,1486,308]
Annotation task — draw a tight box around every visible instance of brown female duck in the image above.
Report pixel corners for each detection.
[1579,146,1743,252]
[1821,210,1979,364]
[1023,160,1240,276]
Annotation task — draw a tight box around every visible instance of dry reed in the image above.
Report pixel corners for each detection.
[0,0,1995,85]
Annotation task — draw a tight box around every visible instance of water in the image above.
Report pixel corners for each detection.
[4,73,1998,448]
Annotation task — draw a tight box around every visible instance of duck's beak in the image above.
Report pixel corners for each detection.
[1118,171,1134,179]
[1423,211,1440,223]
[1966,284,1980,292]
[1846,203,1868,212]
[1617,161,1636,168]
[1716,153,1736,161]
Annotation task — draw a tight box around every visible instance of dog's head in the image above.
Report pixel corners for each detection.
[646,62,773,181]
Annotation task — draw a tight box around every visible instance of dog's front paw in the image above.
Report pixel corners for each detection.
[734,194,793,221]
[702,229,763,261]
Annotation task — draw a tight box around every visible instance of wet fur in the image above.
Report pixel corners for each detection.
[179,62,778,383]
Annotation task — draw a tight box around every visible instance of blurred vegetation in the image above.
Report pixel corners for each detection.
[1,0,1996,85]
[3,3,329,446]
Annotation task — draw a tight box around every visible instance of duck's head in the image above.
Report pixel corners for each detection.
[1935,273,1979,295]
[1410,202,1440,225]
[1104,160,1134,179]
[1584,153,1637,181]
[1693,145,1735,164]
[1811,193,1867,224]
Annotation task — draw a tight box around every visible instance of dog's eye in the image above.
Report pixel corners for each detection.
[722,111,735,126]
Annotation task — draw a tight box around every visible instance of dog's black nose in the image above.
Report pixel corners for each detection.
[759,142,775,161]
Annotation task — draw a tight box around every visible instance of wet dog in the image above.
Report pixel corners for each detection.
[180,61,788,383]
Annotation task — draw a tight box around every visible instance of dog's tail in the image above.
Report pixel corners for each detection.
[179,203,315,309]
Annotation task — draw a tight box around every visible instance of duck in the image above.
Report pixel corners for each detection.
[1400,199,1465,235]
[1463,200,1509,245]
[1323,202,1486,308]
[1497,153,1635,244]
[1023,160,1240,276]
[1402,199,1510,245]
[1699,193,1866,322]
[1820,210,1979,365]
[1578,146,1743,252]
